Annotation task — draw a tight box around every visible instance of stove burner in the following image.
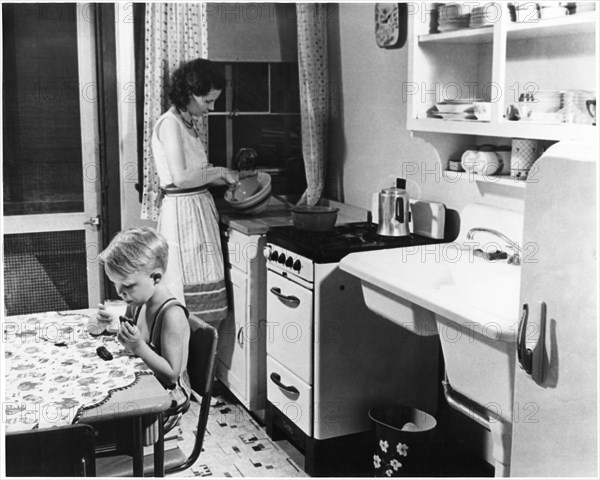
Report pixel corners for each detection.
[266,222,446,263]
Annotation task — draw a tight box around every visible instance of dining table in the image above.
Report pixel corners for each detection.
[3,308,172,476]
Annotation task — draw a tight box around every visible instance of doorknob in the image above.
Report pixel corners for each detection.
[83,216,101,228]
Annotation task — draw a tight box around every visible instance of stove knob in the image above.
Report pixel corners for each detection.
[263,245,272,259]
[293,260,301,271]
[278,253,286,264]
[270,250,279,261]
[285,256,293,268]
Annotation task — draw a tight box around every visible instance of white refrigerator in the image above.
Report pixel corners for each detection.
[510,142,598,477]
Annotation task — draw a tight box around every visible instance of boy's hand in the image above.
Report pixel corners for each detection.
[117,321,142,354]
[96,303,117,323]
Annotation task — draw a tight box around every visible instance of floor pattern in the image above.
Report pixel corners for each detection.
[168,387,307,478]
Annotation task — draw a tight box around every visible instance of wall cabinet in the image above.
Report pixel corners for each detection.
[217,226,267,420]
[407,3,597,142]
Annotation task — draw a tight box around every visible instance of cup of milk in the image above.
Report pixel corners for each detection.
[103,299,127,320]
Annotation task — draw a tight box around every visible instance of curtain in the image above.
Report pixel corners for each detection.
[296,3,329,206]
[140,3,209,221]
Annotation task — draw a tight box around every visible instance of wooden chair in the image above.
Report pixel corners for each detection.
[96,314,219,476]
[5,423,96,477]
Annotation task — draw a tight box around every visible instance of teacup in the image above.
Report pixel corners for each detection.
[473,102,491,121]
[586,99,596,125]
[506,103,532,121]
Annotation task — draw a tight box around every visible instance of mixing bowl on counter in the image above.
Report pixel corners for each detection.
[224,172,272,215]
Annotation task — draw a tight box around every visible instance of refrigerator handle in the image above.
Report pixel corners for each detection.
[517,302,547,383]
[517,303,533,374]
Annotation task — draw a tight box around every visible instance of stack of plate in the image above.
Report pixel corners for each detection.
[437,3,470,32]
[469,3,501,28]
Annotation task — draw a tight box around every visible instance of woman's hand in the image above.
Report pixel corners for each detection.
[222,169,239,187]
[117,321,143,355]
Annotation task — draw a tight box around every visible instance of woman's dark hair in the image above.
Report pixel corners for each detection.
[168,58,226,111]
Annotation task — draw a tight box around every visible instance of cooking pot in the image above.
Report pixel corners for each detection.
[291,205,339,231]
[377,178,410,237]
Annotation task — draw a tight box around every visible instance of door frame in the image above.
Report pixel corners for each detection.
[3,4,104,307]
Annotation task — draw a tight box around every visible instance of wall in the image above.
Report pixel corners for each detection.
[327,4,525,220]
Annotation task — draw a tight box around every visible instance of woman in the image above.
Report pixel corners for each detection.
[151,58,237,325]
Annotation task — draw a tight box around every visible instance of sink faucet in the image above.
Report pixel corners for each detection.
[466,228,522,265]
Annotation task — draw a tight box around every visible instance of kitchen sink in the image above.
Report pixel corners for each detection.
[339,242,521,339]
[340,203,525,476]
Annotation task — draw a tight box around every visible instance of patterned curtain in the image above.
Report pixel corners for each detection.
[141,3,209,221]
[296,4,329,206]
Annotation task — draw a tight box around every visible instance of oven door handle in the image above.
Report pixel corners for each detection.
[269,372,299,395]
[269,287,301,308]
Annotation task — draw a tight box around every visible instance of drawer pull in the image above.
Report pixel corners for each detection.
[270,372,299,394]
[269,287,300,308]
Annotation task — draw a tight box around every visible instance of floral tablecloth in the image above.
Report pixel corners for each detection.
[3,309,152,432]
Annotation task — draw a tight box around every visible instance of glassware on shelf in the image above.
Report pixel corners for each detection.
[557,90,595,124]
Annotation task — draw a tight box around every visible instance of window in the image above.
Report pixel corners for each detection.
[208,62,306,195]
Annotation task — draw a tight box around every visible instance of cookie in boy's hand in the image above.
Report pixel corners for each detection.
[119,316,135,327]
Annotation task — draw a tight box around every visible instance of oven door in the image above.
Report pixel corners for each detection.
[266,269,313,384]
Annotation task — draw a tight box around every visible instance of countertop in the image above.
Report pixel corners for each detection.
[219,204,294,235]
[217,196,370,236]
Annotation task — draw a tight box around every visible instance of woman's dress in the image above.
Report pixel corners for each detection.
[151,111,228,323]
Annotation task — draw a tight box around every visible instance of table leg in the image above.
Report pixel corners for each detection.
[154,413,165,477]
[132,417,144,477]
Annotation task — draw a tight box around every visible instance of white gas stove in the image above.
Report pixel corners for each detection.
[263,222,444,475]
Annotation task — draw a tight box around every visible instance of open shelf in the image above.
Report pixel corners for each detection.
[419,26,493,44]
[408,7,597,143]
[443,171,528,189]
[407,117,597,142]
[506,12,597,40]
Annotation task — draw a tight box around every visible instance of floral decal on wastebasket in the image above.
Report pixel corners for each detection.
[374,441,409,475]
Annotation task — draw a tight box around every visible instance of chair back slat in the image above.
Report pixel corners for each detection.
[187,314,218,396]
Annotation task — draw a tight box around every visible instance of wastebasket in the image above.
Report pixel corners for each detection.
[369,405,437,477]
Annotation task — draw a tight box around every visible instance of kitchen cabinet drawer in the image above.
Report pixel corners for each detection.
[222,227,263,274]
[267,355,313,437]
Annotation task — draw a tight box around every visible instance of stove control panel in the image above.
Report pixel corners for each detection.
[264,244,313,283]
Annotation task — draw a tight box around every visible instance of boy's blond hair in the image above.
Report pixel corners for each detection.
[99,227,168,277]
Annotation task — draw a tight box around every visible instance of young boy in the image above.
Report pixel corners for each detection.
[98,227,191,431]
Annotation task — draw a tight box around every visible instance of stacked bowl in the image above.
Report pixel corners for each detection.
[434,100,477,121]
[469,3,502,28]
[224,172,272,215]
[437,3,470,32]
